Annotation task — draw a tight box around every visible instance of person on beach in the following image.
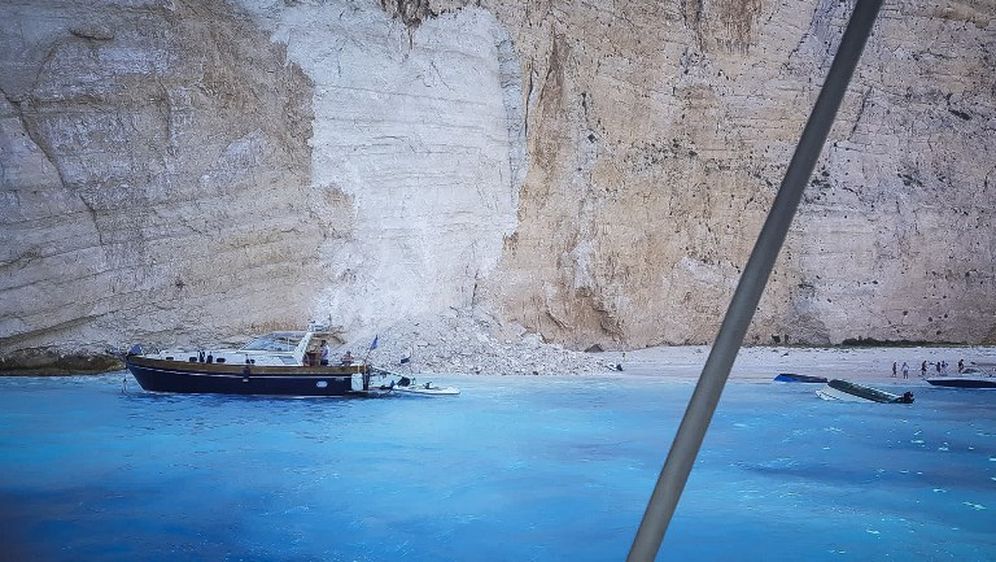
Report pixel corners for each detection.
[921,361,927,378]
[319,340,331,366]
[936,361,942,375]
[958,359,964,373]
[902,362,909,379]
[941,361,948,375]
[892,362,897,377]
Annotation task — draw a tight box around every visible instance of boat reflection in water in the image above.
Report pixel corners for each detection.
[125,330,380,397]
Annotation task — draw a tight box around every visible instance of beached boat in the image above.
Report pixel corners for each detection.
[125,330,377,396]
[816,379,914,403]
[774,373,828,383]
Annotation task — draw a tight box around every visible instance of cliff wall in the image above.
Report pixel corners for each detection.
[1,0,993,368]
[478,0,995,347]
[1,0,322,362]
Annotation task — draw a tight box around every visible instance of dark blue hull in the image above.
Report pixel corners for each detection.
[127,360,363,396]
[926,377,996,389]
[774,373,828,383]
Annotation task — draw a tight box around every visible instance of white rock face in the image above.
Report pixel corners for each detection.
[235,0,523,332]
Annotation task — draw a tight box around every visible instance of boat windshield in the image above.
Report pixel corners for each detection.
[241,332,305,353]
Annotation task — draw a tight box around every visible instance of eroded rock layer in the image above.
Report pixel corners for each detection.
[1,0,993,368]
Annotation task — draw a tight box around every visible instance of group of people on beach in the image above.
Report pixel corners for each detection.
[892,359,964,379]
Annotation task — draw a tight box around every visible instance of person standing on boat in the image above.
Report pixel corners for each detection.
[901,362,909,379]
[319,340,331,366]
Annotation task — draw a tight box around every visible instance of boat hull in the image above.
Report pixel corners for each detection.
[774,373,828,383]
[126,357,369,396]
[925,377,996,389]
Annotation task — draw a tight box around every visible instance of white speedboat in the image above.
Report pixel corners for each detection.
[926,364,996,389]
[926,374,996,389]
[382,376,460,396]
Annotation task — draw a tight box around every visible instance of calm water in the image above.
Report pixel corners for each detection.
[0,374,993,561]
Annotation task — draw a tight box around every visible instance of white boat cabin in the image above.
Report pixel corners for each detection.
[143,331,358,368]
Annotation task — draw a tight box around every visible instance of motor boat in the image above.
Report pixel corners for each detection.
[125,329,377,396]
[380,375,460,396]
[925,369,996,389]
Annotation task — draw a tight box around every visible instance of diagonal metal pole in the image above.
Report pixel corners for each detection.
[627,0,884,559]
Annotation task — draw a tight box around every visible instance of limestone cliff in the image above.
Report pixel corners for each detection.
[0,0,321,364]
[1,0,993,370]
[477,0,996,348]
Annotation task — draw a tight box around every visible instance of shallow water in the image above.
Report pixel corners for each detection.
[0,374,993,561]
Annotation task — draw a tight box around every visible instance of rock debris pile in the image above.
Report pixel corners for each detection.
[351,308,614,376]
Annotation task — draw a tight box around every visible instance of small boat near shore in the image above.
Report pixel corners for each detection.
[125,330,380,397]
[817,379,914,404]
[925,363,996,389]
[925,376,996,389]
[379,376,460,396]
[774,373,828,383]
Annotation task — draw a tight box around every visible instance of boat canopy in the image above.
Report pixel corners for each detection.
[241,332,308,353]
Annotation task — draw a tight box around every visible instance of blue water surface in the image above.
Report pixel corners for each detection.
[0,374,993,561]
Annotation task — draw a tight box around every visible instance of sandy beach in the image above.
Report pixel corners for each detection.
[595,345,996,383]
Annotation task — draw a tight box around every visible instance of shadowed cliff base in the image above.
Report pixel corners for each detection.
[838,337,971,348]
[0,350,122,376]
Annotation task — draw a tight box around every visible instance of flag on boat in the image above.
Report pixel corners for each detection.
[369,335,379,350]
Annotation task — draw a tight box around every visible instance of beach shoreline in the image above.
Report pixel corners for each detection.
[3,345,994,380]
[599,345,996,383]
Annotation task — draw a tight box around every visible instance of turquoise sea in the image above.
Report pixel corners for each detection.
[0,374,993,561]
